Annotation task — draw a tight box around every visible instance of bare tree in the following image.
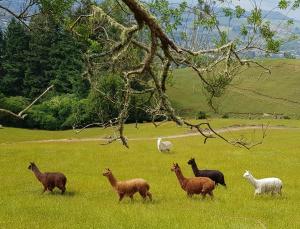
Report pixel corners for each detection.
[70,0,296,149]
[0,0,38,30]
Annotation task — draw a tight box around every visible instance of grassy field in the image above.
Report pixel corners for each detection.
[0,119,300,228]
[169,59,300,119]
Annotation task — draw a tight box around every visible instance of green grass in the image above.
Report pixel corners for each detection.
[1,118,300,144]
[0,120,300,228]
[169,59,300,119]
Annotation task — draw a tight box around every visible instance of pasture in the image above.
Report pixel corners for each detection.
[0,119,300,228]
[169,59,300,119]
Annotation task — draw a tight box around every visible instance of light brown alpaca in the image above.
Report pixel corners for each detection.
[103,168,152,202]
[171,163,215,199]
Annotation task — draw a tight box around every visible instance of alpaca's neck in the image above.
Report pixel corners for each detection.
[32,166,44,182]
[191,162,200,174]
[157,139,161,150]
[175,169,188,190]
[107,173,118,188]
[246,174,258,188]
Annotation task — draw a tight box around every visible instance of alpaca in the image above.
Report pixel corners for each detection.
[103,168,152,201]
[157,137,172,152]
[171,163,215,199]
[28,162,67,194]
[187,158,226,187]
[243,170,282,196]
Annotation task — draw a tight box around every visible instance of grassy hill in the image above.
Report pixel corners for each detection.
[169,59,300,119]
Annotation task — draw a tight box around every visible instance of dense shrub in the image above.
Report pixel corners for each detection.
[62,98,93,129]
[197,111,207,119]
[26,110,58,130]
[222,113,229,119]
[26,94,79,130]
[0,96,29,113]
[0,96,29,127]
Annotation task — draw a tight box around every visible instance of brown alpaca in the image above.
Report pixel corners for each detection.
[171,163,215,199]
[28,162,67,194]
[103,168,152,202]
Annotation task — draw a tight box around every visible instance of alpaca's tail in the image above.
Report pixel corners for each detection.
[62,176,67,187]
[145,183,150,190]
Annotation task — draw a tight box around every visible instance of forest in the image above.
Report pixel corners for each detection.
[0,0,155,130]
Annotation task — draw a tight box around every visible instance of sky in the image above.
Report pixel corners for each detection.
[169,0,300,20]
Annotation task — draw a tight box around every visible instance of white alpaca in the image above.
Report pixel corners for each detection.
[157,138,172,152]
[243,170,282,196]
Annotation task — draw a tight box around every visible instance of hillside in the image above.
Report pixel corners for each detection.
[168,59,300,119]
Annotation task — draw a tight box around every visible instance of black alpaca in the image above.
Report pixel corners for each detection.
[187,158,226,187]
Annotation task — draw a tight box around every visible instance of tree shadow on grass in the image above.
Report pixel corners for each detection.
[117,198,162,205]
[252,195,287,201]
[186,195,215,202]
[159,150,176,155]
[42,190,77,197]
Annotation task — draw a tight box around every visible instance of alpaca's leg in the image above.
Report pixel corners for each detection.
[42,186,47,193]
[201,193,207,200]
[60,186,66,195]
[187,193,193,198]
[208,191,214,199]
[118,193,125,202]
[129,195,134,201]
[221,181,227,187]
[139,190,147,200]
[48,184,55,193]
[147,191,152,201]
[254,189,260,197]
[277,186,282,195]
[57,182,66,194]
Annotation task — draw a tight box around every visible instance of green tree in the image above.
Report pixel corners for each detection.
[0,29,4,84]
[24,15,88,98]
[0,19,29,96]
[48,31,89,97]
[23,15,59,98]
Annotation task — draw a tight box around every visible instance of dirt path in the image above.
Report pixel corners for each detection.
[5,125,298,144]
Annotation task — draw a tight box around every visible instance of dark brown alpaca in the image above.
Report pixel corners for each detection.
[171,163,215,199]
[28,162,67,194]
[103,168,152,202]
[187,158,226,187]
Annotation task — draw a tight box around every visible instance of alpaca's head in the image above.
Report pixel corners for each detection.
[171,163,180,172]
[28,162,36,170]
[243,170,251,178]
[103,168,112,177]
[187,158,195,165]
